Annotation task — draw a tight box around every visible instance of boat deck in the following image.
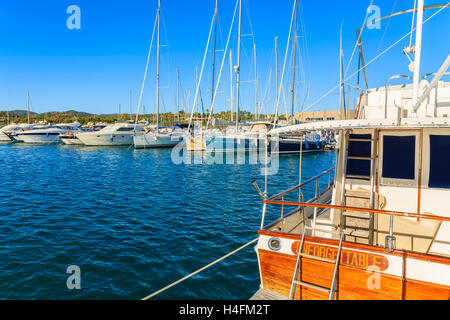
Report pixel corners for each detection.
[267,187,333,236]
[249,288,289,300]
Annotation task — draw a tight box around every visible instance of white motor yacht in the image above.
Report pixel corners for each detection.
[16,123,81,144]
[76,122,145,146]
[0,123,37,142]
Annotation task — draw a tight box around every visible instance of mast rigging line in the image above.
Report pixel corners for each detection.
[206,0,240,129]
[187,5,218,131]
[274,0,297,125]
[343,0,374,80]
[357,3,450,89]
[303,4,449,114]
[134,9,158,130]
[141,238,258,300]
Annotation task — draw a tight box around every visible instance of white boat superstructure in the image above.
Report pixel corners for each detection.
[16,123,82,144]
[0,123,38,142]
[76,122,145,146]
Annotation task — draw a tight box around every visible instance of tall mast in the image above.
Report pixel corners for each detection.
[230,49,233,122]
[290,0,298,125]
[412,0,424,108]
[129,90,132,120]
[177,67,180,122]
[27,91,30,124]
[274,36,278,123]
[118,104,121,117]
[156,0,161,133]
[235,0,242,129]
[211,0,218,105]
[339,22,344,120]
[254,41,258,120]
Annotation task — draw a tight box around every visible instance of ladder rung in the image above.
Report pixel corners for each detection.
[299,253,335,264]
[346,174,370,180]
[347,156,372,160]
[294,280,331,293]
[343,228,370,238]
[348,138,372,142]
[343,211,371,219]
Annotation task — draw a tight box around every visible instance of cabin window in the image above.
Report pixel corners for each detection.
[346,134,371,179]
[382,135,415,180]
[429,135,450,188]
[116,127,133,132]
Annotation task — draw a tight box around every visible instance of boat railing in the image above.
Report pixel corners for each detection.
[263,199,450,223]
[261,167,336,229]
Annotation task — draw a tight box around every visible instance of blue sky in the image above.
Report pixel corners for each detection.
[0,0,448,115]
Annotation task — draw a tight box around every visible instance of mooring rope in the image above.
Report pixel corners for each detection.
[141,237,259,300]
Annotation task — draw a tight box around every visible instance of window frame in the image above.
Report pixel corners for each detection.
[422,128,450,190]
[378,130,420,187]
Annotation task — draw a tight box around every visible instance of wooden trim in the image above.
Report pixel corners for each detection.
[417,129,423,221]
[262,199,450,223]
[258,229,450,265]
[355,94,363,119]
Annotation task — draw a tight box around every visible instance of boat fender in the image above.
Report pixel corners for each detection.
[316,140,320,148]
[305,140,309,149]
[110,136,114,142]
[46,132,49,137]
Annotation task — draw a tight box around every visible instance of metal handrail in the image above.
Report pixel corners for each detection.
[263,200,450,223]
[269,167,335,201]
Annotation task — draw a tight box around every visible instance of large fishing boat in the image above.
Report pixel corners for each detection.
[251,1,450,300]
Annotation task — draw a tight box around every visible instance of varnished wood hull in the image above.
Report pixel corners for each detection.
[257,230,450,300]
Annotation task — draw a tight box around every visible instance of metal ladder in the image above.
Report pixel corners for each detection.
[342,131,376,245]
[289,225,345,300]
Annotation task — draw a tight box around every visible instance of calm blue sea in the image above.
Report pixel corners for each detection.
[0,143,336,300]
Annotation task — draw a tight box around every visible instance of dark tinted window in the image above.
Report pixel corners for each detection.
[429,135,450,188]
[346,134,371,178]
[116,127,133,132]
[382,135,415,180]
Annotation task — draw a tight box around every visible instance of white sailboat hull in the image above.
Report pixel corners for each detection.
[134,133,180,149]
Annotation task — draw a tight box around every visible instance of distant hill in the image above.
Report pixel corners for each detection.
[0,109,93,117]
[40,110,94,117]
[4,110,38,116]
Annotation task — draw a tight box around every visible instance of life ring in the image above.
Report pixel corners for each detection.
[67,131,73,136]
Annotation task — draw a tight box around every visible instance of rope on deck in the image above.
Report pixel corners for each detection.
[141,237,258,300]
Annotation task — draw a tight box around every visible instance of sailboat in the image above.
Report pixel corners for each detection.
[251,1,450,300]
[133,0,182,149]
[270,0,324,154]
[186,0,263,153]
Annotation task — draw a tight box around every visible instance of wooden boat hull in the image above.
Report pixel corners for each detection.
[256,230,450,300]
